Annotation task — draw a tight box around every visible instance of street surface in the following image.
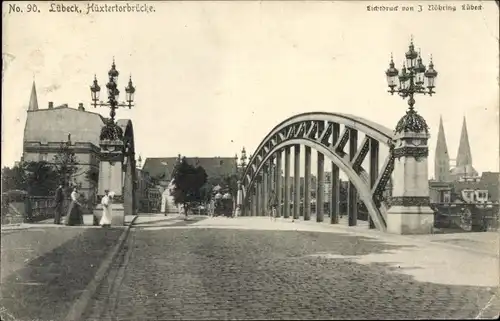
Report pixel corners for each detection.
[83,214,499,320]
[1,225,124,321]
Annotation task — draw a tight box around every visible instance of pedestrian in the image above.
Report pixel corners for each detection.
[209,198,215,217]
[99,190,113,228]
[269,190,278,221]
[65,187,83,226]
[53,184,64,224]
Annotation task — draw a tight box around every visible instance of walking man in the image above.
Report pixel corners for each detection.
[54,184,64,224]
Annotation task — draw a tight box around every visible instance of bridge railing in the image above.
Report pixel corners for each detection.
[1,192,86,224]
[28,196,73,223]
[430,202,499,231]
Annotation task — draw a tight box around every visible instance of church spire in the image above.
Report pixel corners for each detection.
[456,116,473,167]
[436,116,449,156]
[434,115,450,181]
[28,80,39,111]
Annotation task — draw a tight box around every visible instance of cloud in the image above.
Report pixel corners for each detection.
[42,83,61,93]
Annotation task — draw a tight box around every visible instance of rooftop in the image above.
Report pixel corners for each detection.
[23,104,127,147]
[143,157,238,181]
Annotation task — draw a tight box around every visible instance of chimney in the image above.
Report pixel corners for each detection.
[48,101,54,109]
[78,103,85,111]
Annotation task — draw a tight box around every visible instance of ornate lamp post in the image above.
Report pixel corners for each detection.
[386,36,438,134]
[384,37,438,235]
[89,58,137,225]
[90,58,136,140]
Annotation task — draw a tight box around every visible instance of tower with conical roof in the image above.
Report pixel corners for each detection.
[456,116,473,167]
[450,116,478,180]
[28,80,39,111]
[434,116,450,181]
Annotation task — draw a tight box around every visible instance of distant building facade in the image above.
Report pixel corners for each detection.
[431,115,498,204]
[142,156,239,186]
[434,115,479,182]
[21,81,147,210]
[22,81,104,204]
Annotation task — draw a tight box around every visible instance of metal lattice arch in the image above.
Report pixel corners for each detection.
[240,112,396,232]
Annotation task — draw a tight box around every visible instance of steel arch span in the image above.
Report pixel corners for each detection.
[240,112,396,231]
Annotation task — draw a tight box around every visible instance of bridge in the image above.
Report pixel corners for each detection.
[236,110,434,235]
[13,109,433,235]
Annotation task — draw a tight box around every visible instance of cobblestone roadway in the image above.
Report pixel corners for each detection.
[84,223,496,320]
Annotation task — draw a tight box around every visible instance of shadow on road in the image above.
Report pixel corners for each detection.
[0,228,123,321]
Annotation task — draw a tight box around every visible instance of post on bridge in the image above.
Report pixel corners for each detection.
[256,174,262,216]
[267,156,274,212]
[304,146,312,221]
[384,37,438,234]
[235,180,242,217]
[275,150,283,218]
[293,144,301,220]
[330,123,340,224]
[262,163,269,216]
[284,146,291,218]
[251,185,257,217]
[369,139,379,229]
[90,59,137,226]
[317,121,325,223]
[348,127,358,226]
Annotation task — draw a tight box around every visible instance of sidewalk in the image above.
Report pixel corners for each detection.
[1,214,136,232]
[0,216,135,321]
[265,215,499,258]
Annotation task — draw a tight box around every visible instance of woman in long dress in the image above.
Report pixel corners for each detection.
[100,190,113,227]
[65,187,83,226]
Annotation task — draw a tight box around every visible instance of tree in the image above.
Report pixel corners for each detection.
[223,174,239,200]
[53,140,79,188]
[83,166,100,208]
[199,183,213,202]
[85,166,99,187]
[171,157,208,212]
[1,165,26,193]
[1,161,59,196]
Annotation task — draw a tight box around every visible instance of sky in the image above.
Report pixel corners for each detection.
[2,1,499,179]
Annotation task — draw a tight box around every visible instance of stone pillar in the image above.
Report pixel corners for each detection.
[304,146,311,221]
[293,145,301,220]
[94,138,126,226]
[123,153,135,216]
[284,147,291,218]
[369,139,379,229]
[276,150,283,218]
[387,131,434,234]
[330,123,340,224]
[348,128,358,226]
[263,164,269,216]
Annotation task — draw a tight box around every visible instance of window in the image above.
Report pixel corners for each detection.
[38,153,48,162]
